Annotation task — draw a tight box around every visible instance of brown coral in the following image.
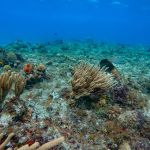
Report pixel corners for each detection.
[0,132,64,150]
[13,73,26,98]
[71,62,117,98]
[0,132,14,150]
[16,136,64,150]
[0,72,26,109]
[0,71,14,105]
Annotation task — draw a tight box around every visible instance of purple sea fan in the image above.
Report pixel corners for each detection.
[111,84,129,104]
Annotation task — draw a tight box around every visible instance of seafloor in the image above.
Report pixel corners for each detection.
[0,40,150,150]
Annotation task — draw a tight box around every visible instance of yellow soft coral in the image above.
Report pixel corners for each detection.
[0,71,25,108]
[71,62,117,98]
[0,132,64,150]
[0,132,14,150]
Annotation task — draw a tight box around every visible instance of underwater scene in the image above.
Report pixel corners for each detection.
[0,0,150,150]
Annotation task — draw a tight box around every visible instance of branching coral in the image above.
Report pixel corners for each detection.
[36,136,64,150]
[0,72,14,107]
[71,63,117,98]
[0,132,14,150]
[0,71,25,109]
[0,132,64,150]
[13,73,26,98]
[16,136,64,150]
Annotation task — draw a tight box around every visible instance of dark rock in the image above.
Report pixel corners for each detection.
[100,59,115,73]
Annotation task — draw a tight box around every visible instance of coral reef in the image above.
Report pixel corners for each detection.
[0,40,149,149]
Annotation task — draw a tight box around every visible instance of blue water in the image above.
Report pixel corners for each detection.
[0,0,150,45]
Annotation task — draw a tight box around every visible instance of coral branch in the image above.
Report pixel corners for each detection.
[16,136,64,150]
[0,71,14,105]
[37,136,65,150]
[29,142,40,150]
[17,144,30,150]
[0,132,14,150]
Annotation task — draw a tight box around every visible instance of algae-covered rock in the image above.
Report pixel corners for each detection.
[6,52,17,62]
[0,47,24,68]
[119,141,131,150]
[3,65,11,71]
[111,84,129,104]
[24,63,48,88]
[130,137,150,150]
[117,110,145,129]
[0,97,29,124]
[37,63,46,73]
